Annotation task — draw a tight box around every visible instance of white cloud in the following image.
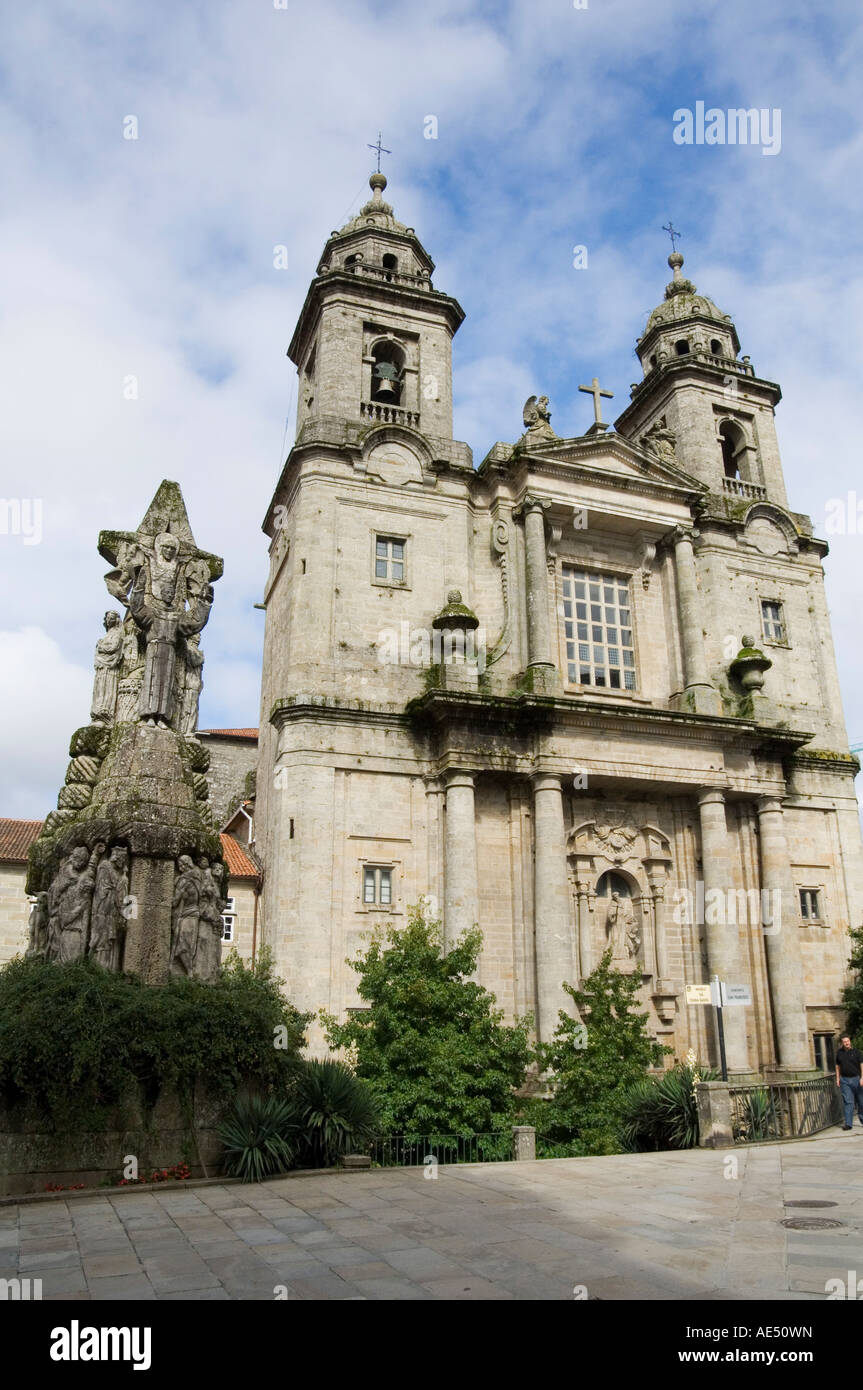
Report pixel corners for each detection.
[0,629,90,818]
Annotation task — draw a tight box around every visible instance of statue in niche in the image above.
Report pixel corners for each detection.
[26,892,50,958]
[89,845,129,971]
[606,891,635,962]
[128,534,214,728]
[90,611,124,724]
[47,843,104,963]
[522,394,557,441]
[170,854,201,977]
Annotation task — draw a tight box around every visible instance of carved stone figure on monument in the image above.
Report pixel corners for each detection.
[170,855,201,977]
[47,844,103,963]
[129,533,214,728]
[521,394,557,441]
[626,911,642,961]
[116,617,144,722]
[195,855,224,981]
[25,892,49,958]
[89,846,129,971]
[178,634,205,736]
[90,611,124,724]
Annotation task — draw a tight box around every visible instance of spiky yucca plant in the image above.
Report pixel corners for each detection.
[619,1062,720,1151]
[217,1094,299,1182]
[292,1059,380,1167]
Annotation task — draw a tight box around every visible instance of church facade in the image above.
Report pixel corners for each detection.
[255,171,863,1074]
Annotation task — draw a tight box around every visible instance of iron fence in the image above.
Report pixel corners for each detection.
[363,1133,513,1168]
[729,1076,842,1144]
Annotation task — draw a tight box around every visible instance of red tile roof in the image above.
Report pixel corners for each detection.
[219,834,260,880]
[200,729,258,739]
[0,817,257,883]
[0,819,42,863]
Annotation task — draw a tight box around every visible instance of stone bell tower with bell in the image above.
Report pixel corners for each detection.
[288,170,464,441]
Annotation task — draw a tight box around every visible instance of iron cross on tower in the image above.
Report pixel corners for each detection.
[367,132,391,173]
[662,220,682,252]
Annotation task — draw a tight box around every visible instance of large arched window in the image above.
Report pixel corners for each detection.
[595,871,632,898]
[719,420,747,479]
[370,341,405,405]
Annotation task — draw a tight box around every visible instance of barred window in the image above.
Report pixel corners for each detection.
[562,569,636,690]
[761,599,785,643]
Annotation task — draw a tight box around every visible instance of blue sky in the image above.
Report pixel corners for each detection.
[1,0,862,815]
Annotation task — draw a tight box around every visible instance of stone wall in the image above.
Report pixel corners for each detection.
[0,1088,226,1197]
[197,733,258,827]
[0,864,29,963]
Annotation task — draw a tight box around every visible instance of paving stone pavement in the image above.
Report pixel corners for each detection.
[3,1126,862,1301]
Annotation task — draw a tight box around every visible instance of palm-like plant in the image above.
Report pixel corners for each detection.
[291,1059,380,1167]
[619,1062,720,1151]
[217,1094,299,1182]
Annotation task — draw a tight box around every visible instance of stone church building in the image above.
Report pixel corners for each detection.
[254,170,863,1074]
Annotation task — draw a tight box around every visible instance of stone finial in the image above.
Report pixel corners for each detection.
[730,637,772,692]
[664,249,697,299]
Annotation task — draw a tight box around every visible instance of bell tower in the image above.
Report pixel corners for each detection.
[288,172,464,442]
[616,250,789,508]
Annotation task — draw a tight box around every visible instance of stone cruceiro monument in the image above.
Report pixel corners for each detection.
[26,481,228,985]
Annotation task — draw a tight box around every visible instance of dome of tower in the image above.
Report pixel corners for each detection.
[335,172,412,238]
[642,251,733,339]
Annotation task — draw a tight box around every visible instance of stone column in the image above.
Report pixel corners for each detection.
[697,789,749,1072]
[518,497,558,693]
[533,773,575,1040]
[757,796,810,1069]
[672,528,720,716]
[443,771,479,949]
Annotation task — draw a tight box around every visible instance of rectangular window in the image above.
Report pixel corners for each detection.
[374,536,406,584]
[813,1033,835,1073]
[562,568,636,690]
[761,599,785,643]
[799,888,821,922]
[362,866,393,906]
[221,896,237,942]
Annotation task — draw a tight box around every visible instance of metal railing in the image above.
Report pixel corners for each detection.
[363,1133,513,1168]
[729,1076,842,1144]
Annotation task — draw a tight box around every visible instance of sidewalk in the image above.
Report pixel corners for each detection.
[2,1125,861,1301]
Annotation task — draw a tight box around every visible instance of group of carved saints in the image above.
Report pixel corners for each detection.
[27,847,227,981]
[91,529,213,733]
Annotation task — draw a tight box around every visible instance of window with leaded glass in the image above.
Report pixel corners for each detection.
[562,568,636,690]
[374,536,405,584]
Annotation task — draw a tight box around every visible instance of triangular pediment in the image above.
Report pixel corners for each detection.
[514,431,705,496]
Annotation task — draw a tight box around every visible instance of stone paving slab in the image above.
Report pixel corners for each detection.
[2,1127,861,1301]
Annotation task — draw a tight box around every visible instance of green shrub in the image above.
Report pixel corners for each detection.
[323,903,532,1136]
[619,1061,719,1151]
[217,1095,300,1183]
[733,1087,777,1143]
[531,951,670,1155]
[0,949,309,1130]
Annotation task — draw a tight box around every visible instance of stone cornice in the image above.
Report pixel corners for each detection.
[615,357,782,435]
[288,273,465,365]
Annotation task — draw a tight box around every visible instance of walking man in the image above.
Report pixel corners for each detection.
[835,1035,863,1130]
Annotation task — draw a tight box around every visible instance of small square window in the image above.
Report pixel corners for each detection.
[761,599,785,643]
[374,536,407,585]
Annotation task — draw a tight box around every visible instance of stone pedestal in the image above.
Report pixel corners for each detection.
[511,1125,537,1161]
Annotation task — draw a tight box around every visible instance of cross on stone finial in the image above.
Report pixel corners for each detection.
[662,220,682,253]
[367,131,391,173]
[578,376,614,430]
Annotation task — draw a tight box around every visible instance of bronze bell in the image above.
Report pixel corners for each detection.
[372,359,399,402]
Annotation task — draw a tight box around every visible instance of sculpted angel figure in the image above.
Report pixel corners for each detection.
[522,394,557,441]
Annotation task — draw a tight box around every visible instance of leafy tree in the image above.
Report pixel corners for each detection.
[530,949,669,1156]
[841,925,863,1045]
[323,903,532,1136]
